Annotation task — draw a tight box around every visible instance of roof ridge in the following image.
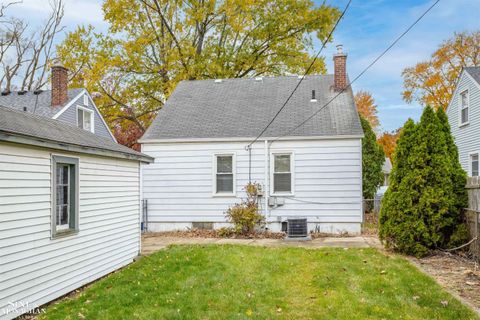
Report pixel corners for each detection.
[181,74,334,82]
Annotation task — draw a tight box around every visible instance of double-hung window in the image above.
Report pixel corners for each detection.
[214,154,235,195]
[52,156,79,237]
[77,107,93,132]
[471,153,479,177]
[272,153,293,194]
[460,90,469,125]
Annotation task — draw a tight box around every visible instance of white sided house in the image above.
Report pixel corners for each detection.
[140,48,364,235]
[447,67,480,177]
[0,107,152,320]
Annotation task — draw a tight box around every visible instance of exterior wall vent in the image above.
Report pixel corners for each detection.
[192,222,213,230]
[287,218,308,238]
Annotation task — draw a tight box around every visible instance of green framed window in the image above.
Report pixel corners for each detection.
[52,155,79,237]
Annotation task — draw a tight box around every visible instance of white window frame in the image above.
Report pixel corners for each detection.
[83,94,89,106]
[212,153,236,197]
[469,152,479,177]
[270,151,294,196]
[76,106,94,133]
[459,89,469,126]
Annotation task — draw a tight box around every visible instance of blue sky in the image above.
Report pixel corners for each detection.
[7,0,480,132]
[321,0,480,132]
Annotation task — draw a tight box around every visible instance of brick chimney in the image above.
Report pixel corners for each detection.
[333,44,347,91]
[51,65,68,107]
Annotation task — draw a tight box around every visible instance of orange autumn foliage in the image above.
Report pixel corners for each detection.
[402,31,480,111]
[377,130,400,160]
[354,90,379,128]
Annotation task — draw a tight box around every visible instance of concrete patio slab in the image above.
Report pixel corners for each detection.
[141,235,382,255]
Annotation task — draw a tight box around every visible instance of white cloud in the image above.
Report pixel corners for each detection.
[6,0,106,29]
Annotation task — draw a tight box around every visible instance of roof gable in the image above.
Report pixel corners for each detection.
[447,67,480,116]
[465,67,480,85]
[142,75,363,141]
[0,106,152,163]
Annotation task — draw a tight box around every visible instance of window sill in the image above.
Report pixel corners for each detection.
[52,229,78,239]
[459,122,470,128]
[271,193,294,197]
[212,193,236,198]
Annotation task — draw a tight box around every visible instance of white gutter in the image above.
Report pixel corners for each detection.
[139,134,364,144]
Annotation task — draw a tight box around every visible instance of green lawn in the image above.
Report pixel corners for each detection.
[41,245,478,320]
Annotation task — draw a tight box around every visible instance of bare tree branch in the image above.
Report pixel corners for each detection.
[0,0,64,91]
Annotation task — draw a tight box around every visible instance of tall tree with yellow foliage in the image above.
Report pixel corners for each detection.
[354,90,379,129]
[402,31,480,111]
[57,0,340,147]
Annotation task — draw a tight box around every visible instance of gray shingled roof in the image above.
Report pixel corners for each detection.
[465,67,480,84]
[0,106,153,162]
[142,75,363,141]
[0,88,84,118]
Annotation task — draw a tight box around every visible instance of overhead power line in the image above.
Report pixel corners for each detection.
[245,0,353,150]
[269,0,440,143]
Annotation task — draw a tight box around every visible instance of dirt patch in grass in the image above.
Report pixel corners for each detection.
[143,229,286,239]
[144,229,357,240]
[410,251,480,313]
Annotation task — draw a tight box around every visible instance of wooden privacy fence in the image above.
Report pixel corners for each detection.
[466,177,480,261]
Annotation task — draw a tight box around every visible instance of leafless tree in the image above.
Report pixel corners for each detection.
[0,0,64,92]
[0,1,21,18]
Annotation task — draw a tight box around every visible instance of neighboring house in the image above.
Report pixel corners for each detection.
[447,67,480,177]
[377,157,392,196]
[0,106,152,320]
[373,157,392,213]
[0,65,115,142]
[140,47,364,235]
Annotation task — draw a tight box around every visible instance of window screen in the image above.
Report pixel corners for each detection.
[472,154,479,177]
[216,155,233,193]
[461,91,469,124]
[273,154,292,193]
[52,156,78,237]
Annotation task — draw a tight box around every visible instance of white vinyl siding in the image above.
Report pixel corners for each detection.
[142,139,362,227]
[447,71,480,176]
[0,143,141,320]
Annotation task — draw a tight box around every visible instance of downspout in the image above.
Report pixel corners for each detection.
[264,139,270,218]
[138,161,142,256]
